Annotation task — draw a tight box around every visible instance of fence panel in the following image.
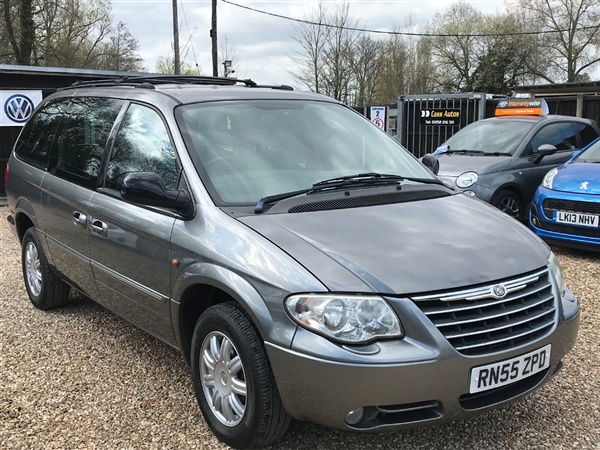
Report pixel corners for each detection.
[397,93,487,158]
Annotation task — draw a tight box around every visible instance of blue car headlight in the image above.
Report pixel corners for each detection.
[542,168,558,189]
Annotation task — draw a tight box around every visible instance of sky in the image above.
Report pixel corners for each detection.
[111,0,515,87]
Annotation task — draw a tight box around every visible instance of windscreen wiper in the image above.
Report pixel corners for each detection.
[483,151,513,156]
[445,149,485,155]
[254,172,445,214]
[255,188,313,214]
[312,172,405,187]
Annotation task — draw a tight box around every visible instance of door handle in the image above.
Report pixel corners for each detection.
[72,211,88,227]
[89,219,108,238]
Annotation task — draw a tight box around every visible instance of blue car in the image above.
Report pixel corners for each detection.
[530,137,600,251]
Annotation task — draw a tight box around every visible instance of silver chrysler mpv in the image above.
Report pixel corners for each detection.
[5,76,579,449]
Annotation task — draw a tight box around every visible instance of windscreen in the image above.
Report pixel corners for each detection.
[177,100,435,204]
[444,119,536,154]
[576,139,600,163]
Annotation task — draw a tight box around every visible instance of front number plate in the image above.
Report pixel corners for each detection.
[469,344,551,394]
[556,210,599,228]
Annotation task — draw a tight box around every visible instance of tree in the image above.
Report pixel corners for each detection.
[155,54,200,75]
[288,0,329,92]
[373,35,411,103]
[2,0,35,64]
[289,0,359,102]
[219,35,242,78]
[517,0,600,82]
[99,21,144,72]
[427,2,485,92]
[0,0,144,70]
[349,36,382,107]
[471,13,537,93]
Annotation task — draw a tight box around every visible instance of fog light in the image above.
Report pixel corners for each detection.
[532,216,539,227]
[345,407,364,425]
[463,190,476,196]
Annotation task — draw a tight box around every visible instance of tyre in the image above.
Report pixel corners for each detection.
[190,302,291,449]
[21,228,70,310]
[492,190,524,221]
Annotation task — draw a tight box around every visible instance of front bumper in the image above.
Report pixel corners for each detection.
[267,289,579,431]
[530,186,600,250]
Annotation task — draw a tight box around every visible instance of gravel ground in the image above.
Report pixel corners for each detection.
[1,204,599,450]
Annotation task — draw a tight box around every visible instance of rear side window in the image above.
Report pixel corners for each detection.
[14,100,66,170]
[530,122,577,153]
[51,97,124,189]
[105,103,178,191]
[576,123,600,147]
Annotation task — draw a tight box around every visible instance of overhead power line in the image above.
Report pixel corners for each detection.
[221,0,599,38]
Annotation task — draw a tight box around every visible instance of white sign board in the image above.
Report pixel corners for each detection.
[370,106,386,130]
[1,90,43,127]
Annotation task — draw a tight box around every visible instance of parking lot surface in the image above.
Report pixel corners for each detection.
[1,205,599,450]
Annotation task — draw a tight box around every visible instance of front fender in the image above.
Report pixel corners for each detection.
[478,172,524,203]
[171,262,299,350]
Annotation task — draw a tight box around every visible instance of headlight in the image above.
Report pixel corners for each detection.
[285,294,402,344]
[548,251,564,290]
[542,168,558,189]
[456,171,479,188]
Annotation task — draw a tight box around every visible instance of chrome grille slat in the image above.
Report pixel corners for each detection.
[410,268,556,355]
[454,321,555,351]
[433,294,555,327]
[425,282,553,316]
[444,308,556,339]
[412,269,547,302]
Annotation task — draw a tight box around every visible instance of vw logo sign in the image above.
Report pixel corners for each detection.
[492,284,507,299]
[4,94,35,123]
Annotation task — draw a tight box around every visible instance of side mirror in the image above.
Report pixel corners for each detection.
[533,144,557,164]
[121,172,193,218]
[421,153,440,175]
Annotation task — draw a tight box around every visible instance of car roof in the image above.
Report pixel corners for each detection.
[50,76,339,106]
[153,84,336,104]
[484,115,593,124]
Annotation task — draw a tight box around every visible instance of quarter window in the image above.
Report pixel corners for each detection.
[105,104,178,191]
[51,97,124,188]
[576,123,600,147]
[14,100,67,170]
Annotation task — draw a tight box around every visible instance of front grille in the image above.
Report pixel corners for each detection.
[543,198,600,217]
[538,220,600,238]
[411,269,555,356]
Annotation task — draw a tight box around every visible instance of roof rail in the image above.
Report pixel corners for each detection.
[60,74,259,90]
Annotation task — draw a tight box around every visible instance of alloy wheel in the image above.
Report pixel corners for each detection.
[200,331,247,426]
[24,241,42,297]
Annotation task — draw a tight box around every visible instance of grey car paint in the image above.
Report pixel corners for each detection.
[39,173,99,298]
[436,116,600,205]
[5,83,581,442]
[240,193,549,294]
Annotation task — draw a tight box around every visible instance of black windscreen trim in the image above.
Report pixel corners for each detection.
[288,189,450,213]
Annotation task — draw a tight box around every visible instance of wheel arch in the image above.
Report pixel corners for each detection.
[490,185,526,220]
[15,211,35,243]
[172,265,291,366]
[490,184,524,204]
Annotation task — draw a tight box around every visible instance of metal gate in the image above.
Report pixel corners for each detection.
[397,93,487,158]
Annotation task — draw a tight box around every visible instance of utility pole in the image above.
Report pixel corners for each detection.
[211,0,218,76]
[172,0,180,74]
